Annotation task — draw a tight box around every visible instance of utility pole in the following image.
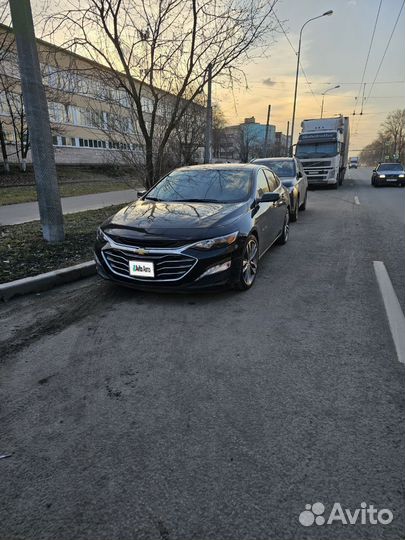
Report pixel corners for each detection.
[285,121,290,156]
[9,0,64,242]
[264,104,271,156]
[204,63,212,164]
[289,11,333,156]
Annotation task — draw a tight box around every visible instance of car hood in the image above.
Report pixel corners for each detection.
[102,199,248,240]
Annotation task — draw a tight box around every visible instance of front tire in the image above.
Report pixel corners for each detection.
[290,198,299,222]
[234,235,259,291]
[277,210,290,245]
[299,190,307,211]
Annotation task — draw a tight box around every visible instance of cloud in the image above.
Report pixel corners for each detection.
[347,0,357,6]
[262,78,276,87]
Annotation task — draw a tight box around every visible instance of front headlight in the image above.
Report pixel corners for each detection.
[399,174,404,178]
[96,227,109,242]
[191,231,239,250]
[379,174,386,178]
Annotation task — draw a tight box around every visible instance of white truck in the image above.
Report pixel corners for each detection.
[295,116,350,189]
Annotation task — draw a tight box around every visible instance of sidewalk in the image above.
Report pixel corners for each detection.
[0,189,139,226]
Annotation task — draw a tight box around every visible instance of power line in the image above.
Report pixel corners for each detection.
[365,0,405,105]
[353,0,383,115]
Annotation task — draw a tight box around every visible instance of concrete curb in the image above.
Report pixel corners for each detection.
[0,261,96,302]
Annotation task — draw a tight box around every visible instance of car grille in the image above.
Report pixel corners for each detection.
[305,169,330,181]
[385,174,399,179]
[102,248,197,281]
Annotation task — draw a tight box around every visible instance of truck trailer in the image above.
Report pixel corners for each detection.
[295,116,350,189]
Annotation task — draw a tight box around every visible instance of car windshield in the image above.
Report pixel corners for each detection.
[254,160,295,177]
[145,169,252,203]
[378,163,404,171]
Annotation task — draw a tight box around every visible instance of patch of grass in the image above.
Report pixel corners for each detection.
[0,204,126,284]
[0,180,135,205]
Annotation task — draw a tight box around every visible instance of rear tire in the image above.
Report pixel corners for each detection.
[234,235,259,291]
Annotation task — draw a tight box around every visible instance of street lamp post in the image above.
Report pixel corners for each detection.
[289,10,333,157]
[320,85,340,118]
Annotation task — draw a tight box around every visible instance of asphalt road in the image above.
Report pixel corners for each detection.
[1,167,404,540]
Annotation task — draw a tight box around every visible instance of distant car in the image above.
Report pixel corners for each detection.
[94,164,291,292]
[251,157,308,222]
[371,163,405,187]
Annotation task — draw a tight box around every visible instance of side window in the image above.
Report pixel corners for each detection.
[264,169,279,191]
[256,169,270,198]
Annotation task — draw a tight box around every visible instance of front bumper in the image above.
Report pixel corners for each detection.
[374,176,405,186]
[94,238,244,292]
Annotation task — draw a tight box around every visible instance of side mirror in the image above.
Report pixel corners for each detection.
[372,169,376,173]
[137,190,146,198]
[260,192,280,203]
[297,171,303,178]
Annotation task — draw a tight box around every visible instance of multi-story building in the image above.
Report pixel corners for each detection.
[215,117,277,162]
[0,23,205,168]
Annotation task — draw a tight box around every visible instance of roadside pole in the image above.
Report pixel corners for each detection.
[264,104,271,156]
[204,63,212,164]
[9,0,64,242]
[285,121,290,156]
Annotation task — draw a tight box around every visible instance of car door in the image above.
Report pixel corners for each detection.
[253,169,273,254]
[264,169,286,240]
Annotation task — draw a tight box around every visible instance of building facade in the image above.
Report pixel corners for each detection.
[0,23,205,168]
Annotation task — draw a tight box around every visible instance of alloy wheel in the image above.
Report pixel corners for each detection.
[242,238,258,286]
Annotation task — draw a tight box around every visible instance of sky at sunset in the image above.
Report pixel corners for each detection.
[31,0,405,153]
[214,0,405,152]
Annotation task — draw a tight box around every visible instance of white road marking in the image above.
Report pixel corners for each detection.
[373,261,405,364]
[354,196,360,205]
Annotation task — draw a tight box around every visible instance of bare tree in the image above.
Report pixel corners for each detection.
[360,109,405,165]
[0,2,11,171]
[382,109,405,162]
[212,104,227,159]
[43,0,278,187]
[236,125,261,163]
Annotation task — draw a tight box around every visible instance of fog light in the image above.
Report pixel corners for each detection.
[198,260,231,280]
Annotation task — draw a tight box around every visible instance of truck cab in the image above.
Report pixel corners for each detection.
[294,116,350,189]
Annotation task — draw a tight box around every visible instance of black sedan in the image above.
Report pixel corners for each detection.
[94,164,290,292]
[251,157,308,222]
[371,163,405,187]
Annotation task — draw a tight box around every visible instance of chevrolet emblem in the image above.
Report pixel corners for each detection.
[136,248,147,255]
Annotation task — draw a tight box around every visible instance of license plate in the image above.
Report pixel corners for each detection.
[387,178,397,182]
[129,260,154,278]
